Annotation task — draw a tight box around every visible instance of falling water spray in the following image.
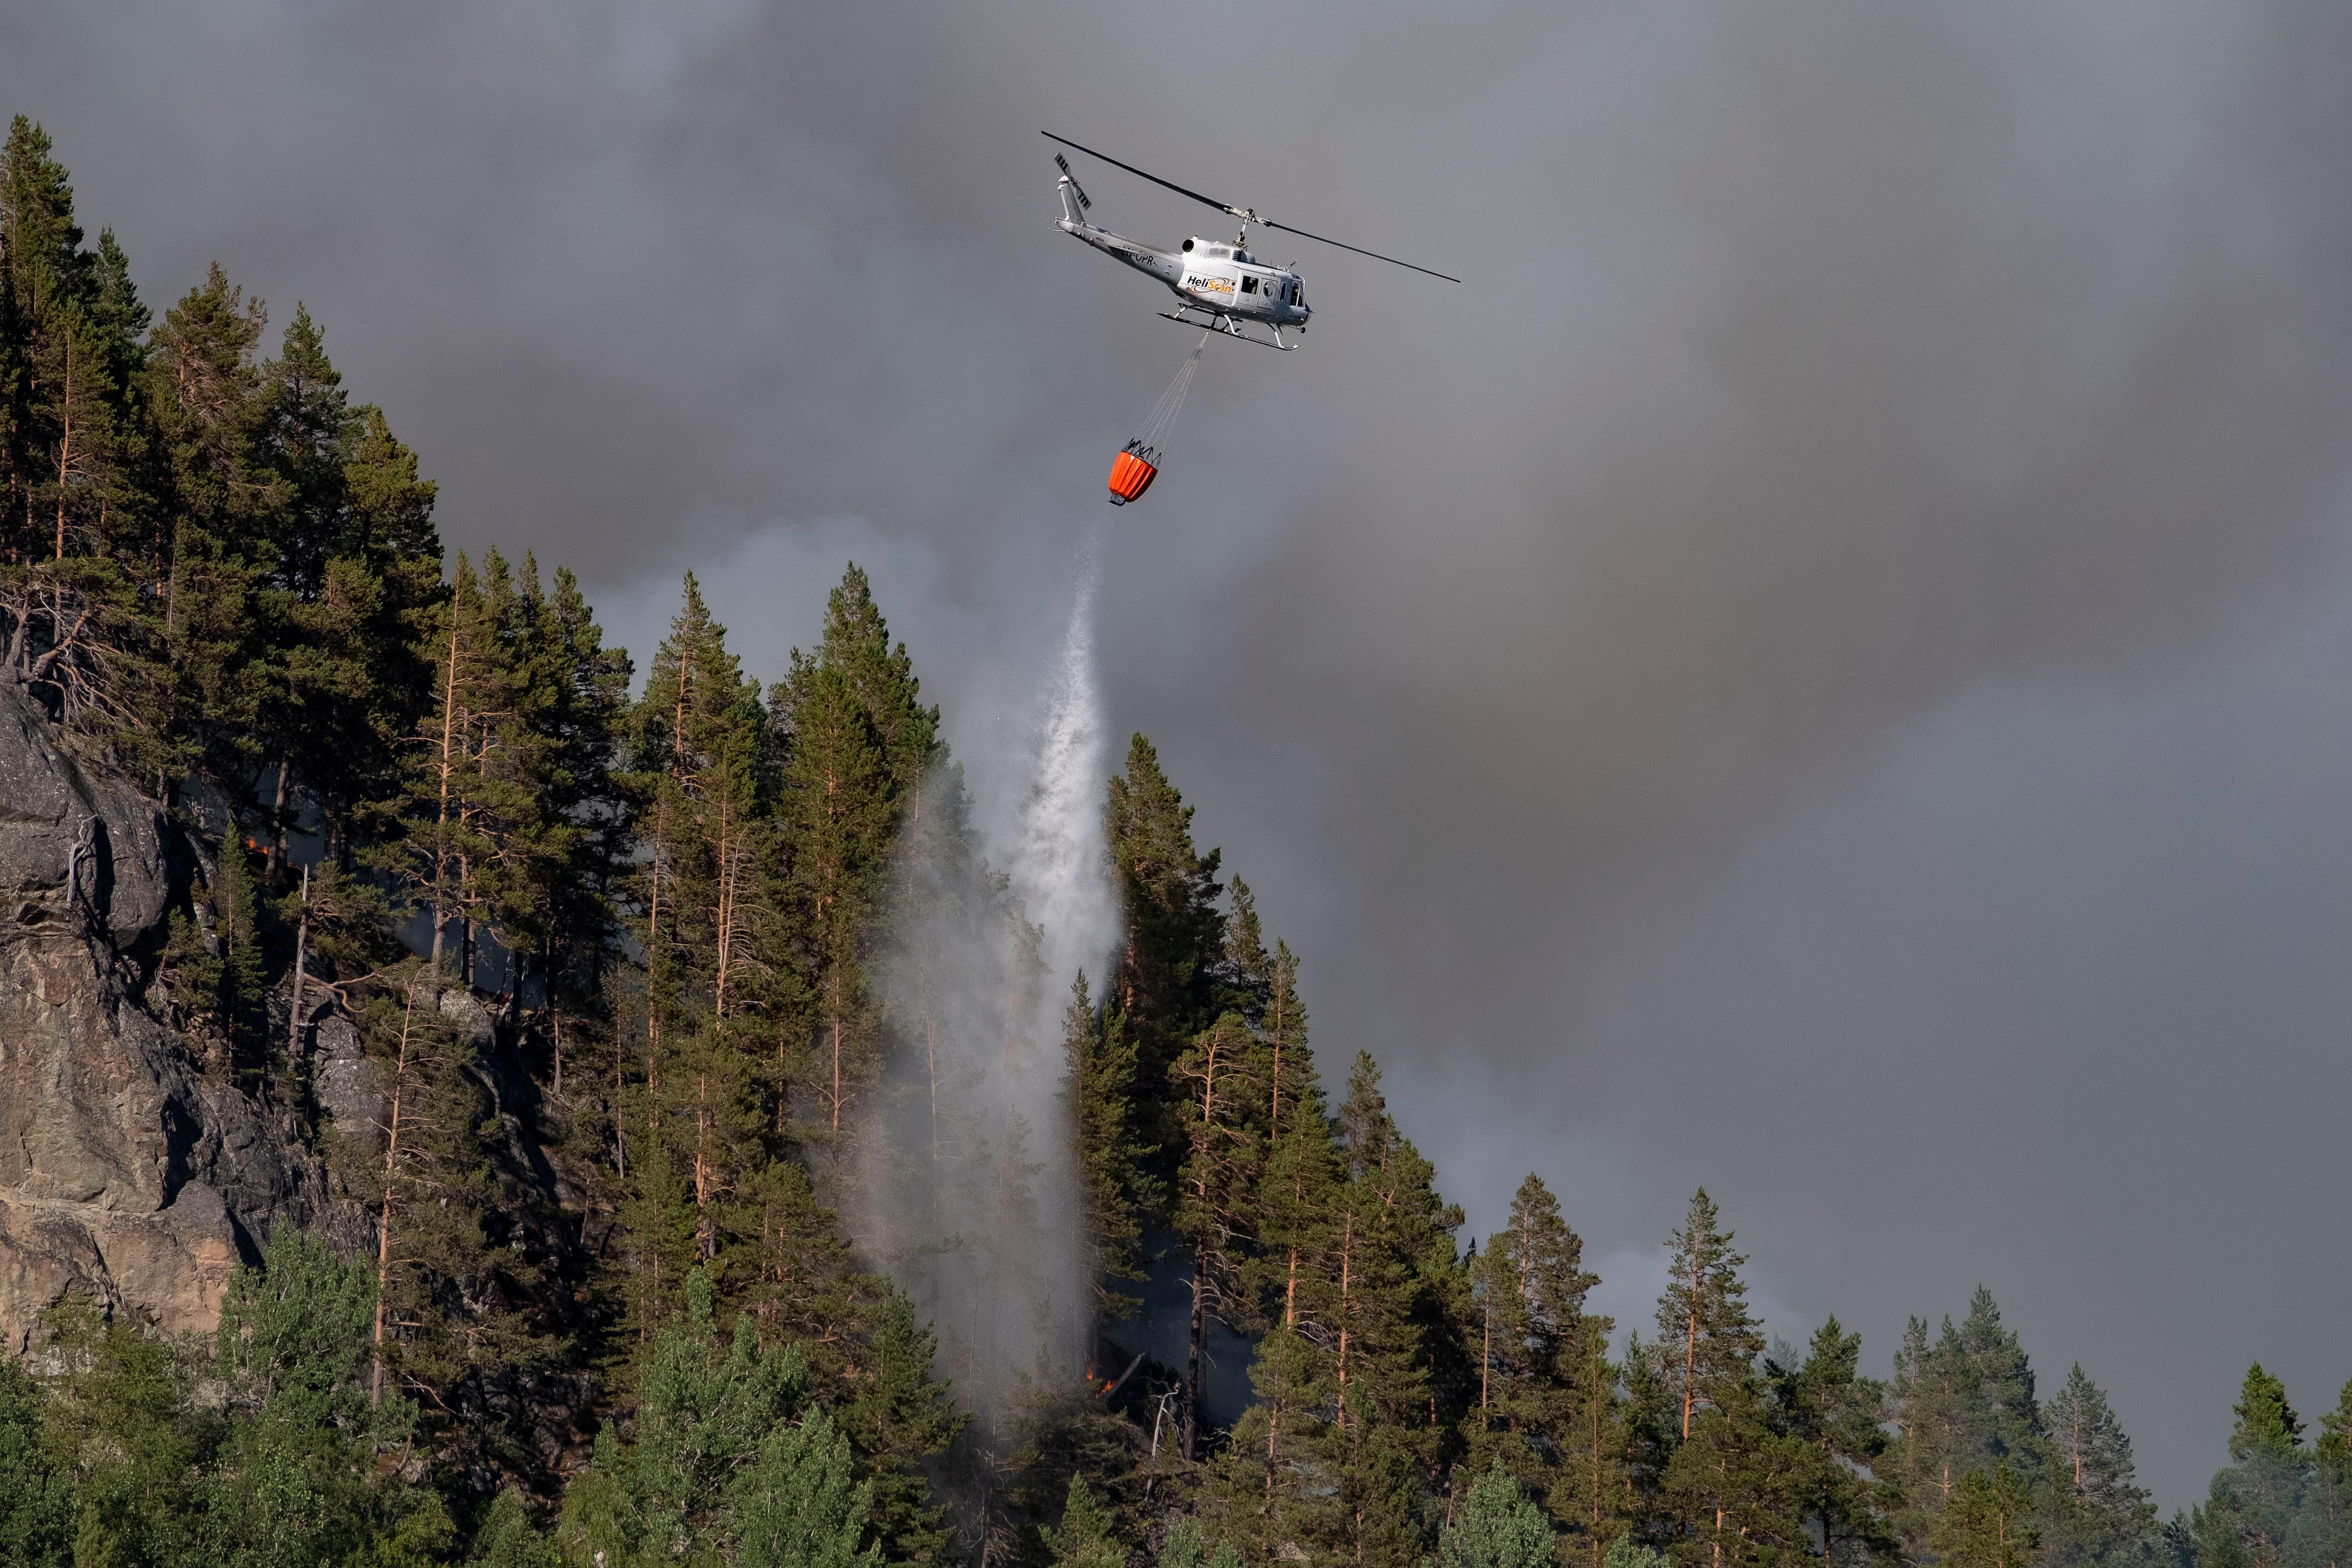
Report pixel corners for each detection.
[847,536,1118,1502]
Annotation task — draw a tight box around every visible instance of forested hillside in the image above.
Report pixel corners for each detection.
[0,115,2344,1568]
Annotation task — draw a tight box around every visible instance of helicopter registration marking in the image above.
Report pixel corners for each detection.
[1185,274,1234,294]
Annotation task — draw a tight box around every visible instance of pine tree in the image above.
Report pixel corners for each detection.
[1884,1289,2042,1557]
[1204,1322,1332,1563]
[1934,1464,2037,1568]
[347,969,543,1466]
[769,564,939,1147]
[1442,1464,1559,1568]
[1771,1320,1889,1568]
[1202,963,1337,1560]
[616,574,783,1322]
[2040,1364,2155,1568]
[1465,1174,1616,1564]
[1649,1192,1800,1568]
[1317,1052,1464,1567]
[1246,959,1337,1341]
[1065,973,1156,1318]
[147,262,274,778]
[818,561,940,806]
[504,556,630,1070]
[1172,1011,1265,1459]
[1654,1191,1760,1446]
[1105,734,1227,1126]
[777,641,892,1140]
[372,551,506,984]
[201,833,272,1082]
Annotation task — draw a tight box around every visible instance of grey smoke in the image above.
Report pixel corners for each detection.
[12,0,2352,1504]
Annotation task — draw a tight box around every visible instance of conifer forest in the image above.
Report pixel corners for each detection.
[2,114,2349,1568]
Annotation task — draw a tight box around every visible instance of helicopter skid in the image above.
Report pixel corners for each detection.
[1158,309,1297,349]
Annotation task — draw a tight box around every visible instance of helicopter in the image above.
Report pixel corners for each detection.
[1044,131,1458,351]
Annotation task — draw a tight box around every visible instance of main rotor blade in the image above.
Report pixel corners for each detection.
[1042,132,1247,220]
[1045,131,1461,283]
[1261,218,1461,283]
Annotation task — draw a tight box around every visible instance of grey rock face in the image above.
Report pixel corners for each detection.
[312,1013,382,1143]
[0,687,332,1351]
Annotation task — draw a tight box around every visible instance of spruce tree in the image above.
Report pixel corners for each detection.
[2291,1380,2352,1568]
[2237,1370,2308,1463]
[1043,1475,1128,1568]
[2191,1367,2310,1568]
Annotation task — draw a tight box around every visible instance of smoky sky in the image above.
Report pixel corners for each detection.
[10,0,2352,1506]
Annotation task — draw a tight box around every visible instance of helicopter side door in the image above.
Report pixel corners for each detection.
[1178,246,1241,311]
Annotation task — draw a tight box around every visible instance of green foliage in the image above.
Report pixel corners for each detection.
[1064,974,1155,1318]
[213,1223,377,1427]
[1042,1475,1126,1568]
[551,1265,895,1567]
[727,1405,883,1568]
[467,1490,558,1568]
[2234,1369,2306,1464]
[2041,1363,2156,1568]
[1603,1539,1667,1568]
[1884,1288,2043,1557]
[1770,1319,1891,1568]
[1442,1464,1558,1568]
[1105,733,1227,1131]
[1931,1463,2038,1568]
[0,1356,70,1567]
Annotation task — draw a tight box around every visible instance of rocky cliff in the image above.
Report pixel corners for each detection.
[0,687,338,1351]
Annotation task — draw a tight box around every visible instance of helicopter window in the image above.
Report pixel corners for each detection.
[1242,276,1258,294]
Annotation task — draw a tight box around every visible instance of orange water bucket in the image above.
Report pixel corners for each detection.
[1107,446,1159,506]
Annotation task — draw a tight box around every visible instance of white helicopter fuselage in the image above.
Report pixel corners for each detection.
[1057,177,1309,332]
